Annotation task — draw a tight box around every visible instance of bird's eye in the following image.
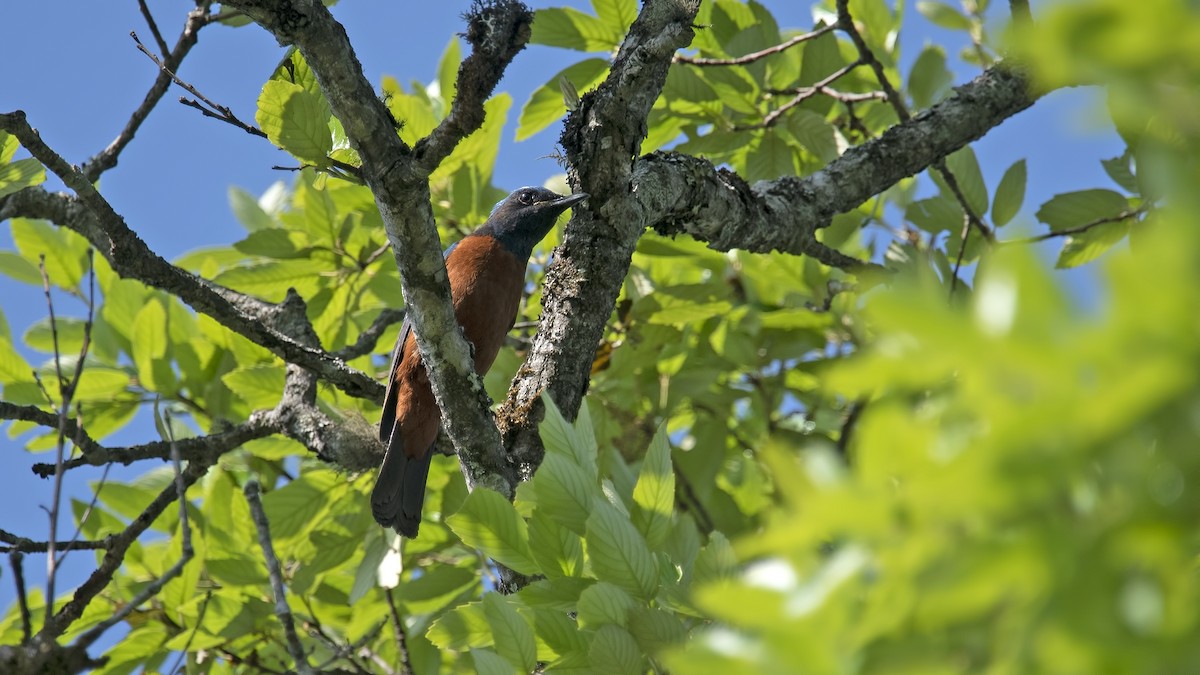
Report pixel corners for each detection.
[518,190,535,205]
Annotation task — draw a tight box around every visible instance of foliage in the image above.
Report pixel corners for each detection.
[1,0,1198,673]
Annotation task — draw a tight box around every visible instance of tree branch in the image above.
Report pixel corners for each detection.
[220,0,534,495]
[674,23,837,66]
[644,65,1041,255]
[245,480,314,675]
[499,0,702,475]
[81,3,215,182]
[0,180,381,402]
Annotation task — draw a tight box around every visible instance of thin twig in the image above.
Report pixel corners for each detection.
[384,589,414,675]
[82,2,214,181]
[835,398,867,462]
[752,60,865,130]
[334,308,405,361]
[38,254,68,632]
[0,531,112,554]
[70,415,195,650]
[836,0,993,291]
[168,590,211,674]
[136,0,171,56]
[38,452,210,640]
[131,31,267,138]
[245,479,315,675]
[674,23,838,66]
[52,250,100,569]
[1000,207,1147,245]
[9,551,31,643]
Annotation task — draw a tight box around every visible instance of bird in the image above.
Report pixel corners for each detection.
[372,187,588,537]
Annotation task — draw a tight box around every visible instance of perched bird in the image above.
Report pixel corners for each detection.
[372,187,588,537]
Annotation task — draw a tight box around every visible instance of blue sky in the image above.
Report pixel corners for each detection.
[0,0,1122,645]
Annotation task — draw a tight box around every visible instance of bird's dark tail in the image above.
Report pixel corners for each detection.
[371,433,433,539]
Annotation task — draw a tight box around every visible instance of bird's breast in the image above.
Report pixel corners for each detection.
[446,235,527,375]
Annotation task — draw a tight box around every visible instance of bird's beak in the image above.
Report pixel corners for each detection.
[552,192,589,210]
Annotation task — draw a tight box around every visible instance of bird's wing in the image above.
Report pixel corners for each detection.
[378,241,460,443]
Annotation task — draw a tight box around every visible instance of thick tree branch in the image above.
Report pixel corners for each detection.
[499,0,702,474]
[644,65,1041,253]
[502,55,1043,485]
[220,0,533,494]
[0,180,381,402]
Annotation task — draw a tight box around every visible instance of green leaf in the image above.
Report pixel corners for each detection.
[592,0,636,34]
[744,129,796,182]
[577,581,635,629]
[991,159,1027,227]
[530,7,623,52]
[228,186,276,231]
[470,648,518,675]
[131,298,175,394]
[632,428,674,550]
[628,606,688,653]
[540,394,599,473]
[589,624,644,675]
[256,79,332,165]
[1056,220,1131,269]
[532,607,590,657]
[271,49,319,95]
[528,511,585,577]
[433,94,511,183]
[0,311,33,386]
[693,532,737,587]
[482,593,537,673]
[938,146,988,216]
[11,218,86,289]
[585,500,658,600]
[428,601,491,651]
[786,110,839,164]
[532,453,595,535]
[259,470,337,542]
[517,59,609,141]
[213,259,333,300]
[905,196,962,234]
[437,37,462,107]
[908,45,953,109]
[446,488,539,576]
[384,79,440,146]
[0,158,46,198]
[638,283,733,325]
[0,251,42,286]
[917,0,973,30]
[0,131,18,164]
[1101,151,1139,193]
[1035,189,1130,232]
[221,365,285,409]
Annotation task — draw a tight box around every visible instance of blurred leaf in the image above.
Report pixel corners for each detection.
[1036,189,1130,232]
[908,44,953,109]
[992,158,1027,227]
[917,0,973,30]
[1056,220,1131,268]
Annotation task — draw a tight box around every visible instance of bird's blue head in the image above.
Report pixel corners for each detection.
[479,187,588,261]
